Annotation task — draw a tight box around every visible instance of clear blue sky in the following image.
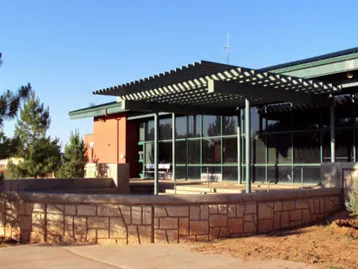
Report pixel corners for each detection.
[1,0,358,148]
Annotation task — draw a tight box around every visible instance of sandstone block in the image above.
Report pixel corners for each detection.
[196,235,209,242]
[228,218,243,234]
[210,214,227,227]
[77,205,96,216]
[138,225,152,244]
[110,217,127,238]
[209,205,218,214]
[154,218,159,229]
[88,217,109,229]
[282,201,295,211]
[47,234,61,244]
[64,216,74,236]
[97,229,109,239]
[47,213,63,222]
[200,205,209,220]
[274,202,282,212]
[281,211,289,228]
[190,206,200,220]
[190,220,208,235]
[47,204,64,214]
[209,227,220,240]
[324,197,335,213]
[302,209,311,224]
[228,205,236,218]
[98,238,126,245]
[244,214,257,224]
[97,205,121,216]
[237,205,245,217]
[119,206,131,224]
[167,230,178,243]
[219,227,230,238]
[20,231,30,243]
[154,206,167,217]
[289,210,302,222]
[258,219,273,233]
[160,217,178,229]
[274,212,281,230]
[155,230,168,244]
[290,220,302,228]
[132,206,142,225]
[258,203,274,220]
[19,216,32,231]
[74,217,87,241]
[65,205,76,215]
[244,222,256,233]
[179,217,189,236]
[218,204,227,215]
[296,200,309,209]
[30,231,45,243]
[47,220,64,236]
[166,206,189,217]
[142,206,152,225]
[86,229,97,244]
[128,225,140,244]
[179,235,196,243]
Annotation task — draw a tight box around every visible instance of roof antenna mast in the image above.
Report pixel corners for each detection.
[224,33,230,64]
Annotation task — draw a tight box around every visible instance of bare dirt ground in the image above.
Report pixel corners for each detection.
[194,211,358,269]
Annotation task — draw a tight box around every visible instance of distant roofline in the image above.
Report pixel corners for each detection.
[261,46,358,72]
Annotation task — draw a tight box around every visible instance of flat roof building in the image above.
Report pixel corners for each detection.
[70,47,358,194]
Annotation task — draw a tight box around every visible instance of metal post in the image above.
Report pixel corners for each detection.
[300,166,304,189]
[330,105,335,163]
[154,113,159,195]
[172,113,176,194]
[245,99,251,193]
[237,116,241,184]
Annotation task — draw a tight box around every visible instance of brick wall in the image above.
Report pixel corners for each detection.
[0,189,342,245]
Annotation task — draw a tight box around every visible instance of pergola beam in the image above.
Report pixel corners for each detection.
[121,100,239,116]
[207,79,332,105]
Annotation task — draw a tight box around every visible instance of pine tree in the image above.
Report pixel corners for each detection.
[14,90,61,178]
[57,130,87,178]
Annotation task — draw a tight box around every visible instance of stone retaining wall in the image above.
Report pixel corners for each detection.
[0,188,342,244]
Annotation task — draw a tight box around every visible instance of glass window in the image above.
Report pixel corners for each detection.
[223,166,237,181]
[336,101,353,128]
[252,166,266,182]
[202,166,221,175]
[139,122,145,141]
[251,107,260,134]
[145,120,154,141]
[264,117,292,133]
[223,137,237,163]
[267,133,292,164]
[176,116,187,138]
[188,166,201,180]
[252,135,265,164]
[336,128,353,162]
[144,143,154,164]
[292,109,320,130]
[202,138,221,164]
[267,166,293,183]
[222,116,238,135]
[188,115,200,138]
[188,140,200,164]
[322,129,331,162]
[175,166,187,179]
[175,141,186,164]
[159,142,172,163]
[159,118,172,140]
[203,116,221,137]
[293,131,320,163]
[293,166,320,184]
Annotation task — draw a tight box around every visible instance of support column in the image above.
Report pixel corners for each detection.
[172,113,176,193]
[154,113,159,195]
[330,105,335,163]
[237,115,241,184]
[245,99,251,193]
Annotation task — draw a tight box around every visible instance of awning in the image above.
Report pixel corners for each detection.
[93,60,341,115]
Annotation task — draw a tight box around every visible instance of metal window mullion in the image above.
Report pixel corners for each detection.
[220,116,223,177]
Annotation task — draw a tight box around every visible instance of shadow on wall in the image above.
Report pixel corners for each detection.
[85,163,111,178]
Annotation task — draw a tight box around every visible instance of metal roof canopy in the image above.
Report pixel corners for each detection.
[94,61,341,115]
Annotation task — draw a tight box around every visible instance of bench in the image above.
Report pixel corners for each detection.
[143,164,172,179]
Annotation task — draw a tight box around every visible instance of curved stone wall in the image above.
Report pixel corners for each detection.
[0,188,342,244]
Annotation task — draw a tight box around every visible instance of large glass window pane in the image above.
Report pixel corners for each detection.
[145,120,154,141]
[335,101,353,128]
[188,115,200,138]
[264,116,292,133]
[222,116,238,135]
[159,142,172,163]
[202,166,221,177]
[176,116,187,138]
[267,166,293,183]
[293,166,320,183]
[203,116,221,137]
[292,108,320,130]
[188,166,201,180]
[188,140,200,164]
[223,166,237,181]
[175,166,187,179]
[251,107,260,134]
[139,122,145,141]
[159,118,172,140]
[267,133,292,164]
[293,131,320,163]
[252,135,265,164]
[223,137,237,163]
[144,143,154,164]
[336,128,353,162]
[252,166,266,182]
[175,141,186,164]
[202,138,221,164]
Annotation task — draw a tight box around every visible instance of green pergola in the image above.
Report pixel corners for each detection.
[94,61,341,194]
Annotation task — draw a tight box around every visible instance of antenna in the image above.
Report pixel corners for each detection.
[224,33,230,64]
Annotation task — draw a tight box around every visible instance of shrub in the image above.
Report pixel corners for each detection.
[345,179,358,216]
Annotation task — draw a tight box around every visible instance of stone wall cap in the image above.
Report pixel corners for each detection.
[5,188,342,205]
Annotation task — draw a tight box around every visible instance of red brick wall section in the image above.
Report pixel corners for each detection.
[0,192,342,245]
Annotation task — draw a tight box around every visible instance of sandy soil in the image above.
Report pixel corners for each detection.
[194,211,358,269]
